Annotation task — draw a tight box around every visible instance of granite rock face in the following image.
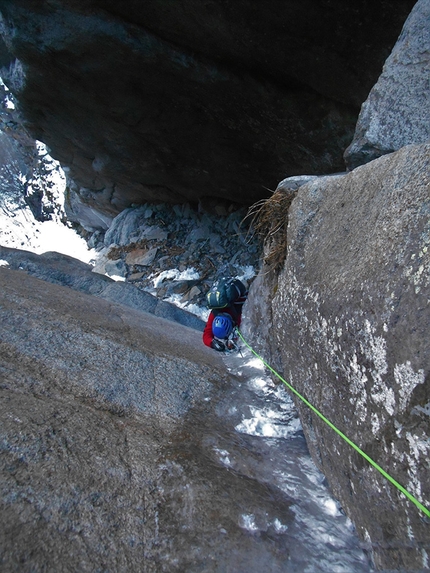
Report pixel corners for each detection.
[245,143,430,571]
[0,268,297,572]
[0,0,414,218]
[344,0,430,169]
[0,246,206,331]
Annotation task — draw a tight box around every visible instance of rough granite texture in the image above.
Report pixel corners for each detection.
[245,143,430,571]
[0,268,296,572]
[344,0,430,169]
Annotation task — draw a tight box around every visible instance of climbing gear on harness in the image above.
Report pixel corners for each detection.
[212,328,241,353]
[236,329,430,519]
[212,313,234,339]
[225,327,240,352]
[211,339,226,352]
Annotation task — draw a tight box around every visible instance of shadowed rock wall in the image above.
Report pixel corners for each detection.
[0,0,415,218]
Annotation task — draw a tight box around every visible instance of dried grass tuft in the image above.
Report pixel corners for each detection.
[243,188,297,273]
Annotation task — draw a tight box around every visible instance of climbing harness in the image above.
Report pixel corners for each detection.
[237,329,430,519]
[225,328,243,355]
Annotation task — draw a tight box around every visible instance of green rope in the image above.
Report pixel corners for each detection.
[236,329,430,519]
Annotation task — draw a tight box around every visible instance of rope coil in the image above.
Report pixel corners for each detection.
[236,329,430,519]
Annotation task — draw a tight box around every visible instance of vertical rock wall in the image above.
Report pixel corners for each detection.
[344,0,430,169]
[245,144,429,570]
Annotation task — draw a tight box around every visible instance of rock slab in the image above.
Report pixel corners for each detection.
[0,246,205,331]
[0,268,295,572]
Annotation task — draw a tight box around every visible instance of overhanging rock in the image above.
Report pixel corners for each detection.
[0,0,415,219]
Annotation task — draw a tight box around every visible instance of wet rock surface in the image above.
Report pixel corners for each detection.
[248,143,430,571]
[0,0,415,215]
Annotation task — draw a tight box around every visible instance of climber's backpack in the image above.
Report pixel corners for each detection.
[206,277,246,310]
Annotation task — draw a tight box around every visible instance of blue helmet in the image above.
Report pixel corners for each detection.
[212,313,234,339]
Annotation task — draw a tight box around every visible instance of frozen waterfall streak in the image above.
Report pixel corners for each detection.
[236,329,430,519]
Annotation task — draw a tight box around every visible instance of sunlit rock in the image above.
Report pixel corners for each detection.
[344,0,430,169]
[245,143,430,570]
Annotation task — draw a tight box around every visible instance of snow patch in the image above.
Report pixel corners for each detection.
[0,139,96,264]
[322,498,342,517]
[244,357,265,371]
[272,518,288,533]
[108,274,126,282]
[152,267,200,288]
[165,294,210,321]
[236,265,256,283]
[213,447,232,468]
[238,514,260,532]
[235,405,301,439]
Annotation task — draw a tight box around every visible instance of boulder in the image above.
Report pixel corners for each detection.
[125,246,158,267]
[245,143,430,571]
[64,178,114,231]
[0,246,205,331]
[344,0,430,169]
[104,256,127,278]
[103,206,168,247]
[0,0,415,220]
[89,200,260,309]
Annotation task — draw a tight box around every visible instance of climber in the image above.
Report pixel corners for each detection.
[203,277,247,351]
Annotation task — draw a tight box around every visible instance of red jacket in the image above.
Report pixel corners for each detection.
[203,306,242,347]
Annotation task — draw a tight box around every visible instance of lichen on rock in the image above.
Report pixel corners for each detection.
[245,143,430,571]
